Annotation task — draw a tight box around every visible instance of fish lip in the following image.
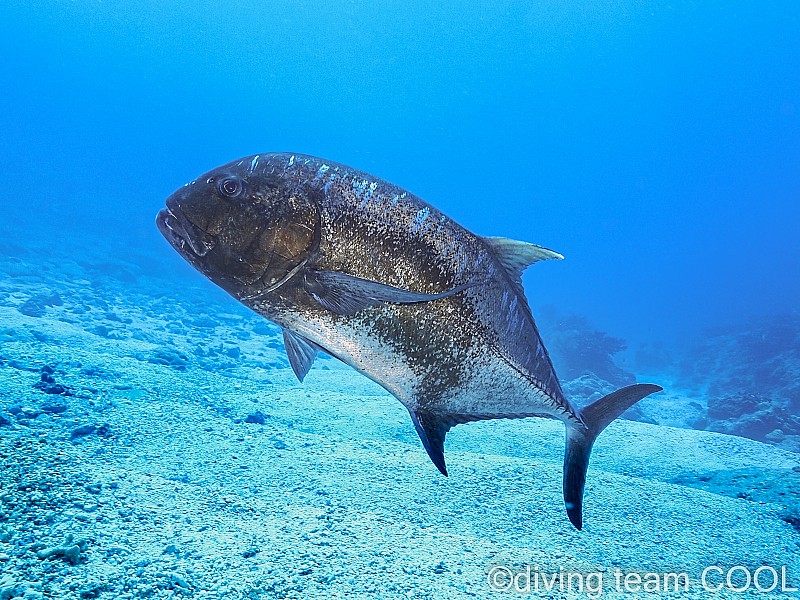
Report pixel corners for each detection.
[156,201,216,258]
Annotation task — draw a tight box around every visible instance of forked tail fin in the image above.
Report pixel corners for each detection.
[563,383,663,529]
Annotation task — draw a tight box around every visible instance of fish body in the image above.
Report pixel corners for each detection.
[157,153,661,528]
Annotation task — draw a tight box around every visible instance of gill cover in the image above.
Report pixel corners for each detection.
[232,192,321,296]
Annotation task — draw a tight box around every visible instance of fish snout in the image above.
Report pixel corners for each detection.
[156,201,217,258]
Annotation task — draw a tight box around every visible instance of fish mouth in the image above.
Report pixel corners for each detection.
[156,200,216,258]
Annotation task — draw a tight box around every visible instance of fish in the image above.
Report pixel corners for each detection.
[156,152,662,529]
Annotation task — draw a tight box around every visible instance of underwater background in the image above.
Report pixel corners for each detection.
[1,1,799,599]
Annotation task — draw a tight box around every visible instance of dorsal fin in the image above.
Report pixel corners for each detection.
[483,236,563,280]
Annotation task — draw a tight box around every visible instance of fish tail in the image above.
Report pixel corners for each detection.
[563,383,663,530]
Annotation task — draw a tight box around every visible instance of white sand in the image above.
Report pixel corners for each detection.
[1,252,798,599]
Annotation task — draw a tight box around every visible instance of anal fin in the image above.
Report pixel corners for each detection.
[408,409,453,476]
[407,410,543,477]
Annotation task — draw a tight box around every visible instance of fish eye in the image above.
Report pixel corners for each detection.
[218,177,243,198]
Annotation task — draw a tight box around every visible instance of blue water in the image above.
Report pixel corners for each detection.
[1,4,800,597]
[2,0,798,349]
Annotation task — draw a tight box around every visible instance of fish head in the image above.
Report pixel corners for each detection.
[156,158,319,298]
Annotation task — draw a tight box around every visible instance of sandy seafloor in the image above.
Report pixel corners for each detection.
[1,235,799,600]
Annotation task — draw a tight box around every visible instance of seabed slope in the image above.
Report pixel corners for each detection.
[0,239,797,599]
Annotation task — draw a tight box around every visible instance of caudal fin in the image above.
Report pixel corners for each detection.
[563,383,663,529]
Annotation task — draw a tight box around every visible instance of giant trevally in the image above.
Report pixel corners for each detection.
[156,153,661,529]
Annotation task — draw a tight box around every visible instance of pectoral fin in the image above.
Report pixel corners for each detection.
[303,269,473,316]
[282,328,321,382]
